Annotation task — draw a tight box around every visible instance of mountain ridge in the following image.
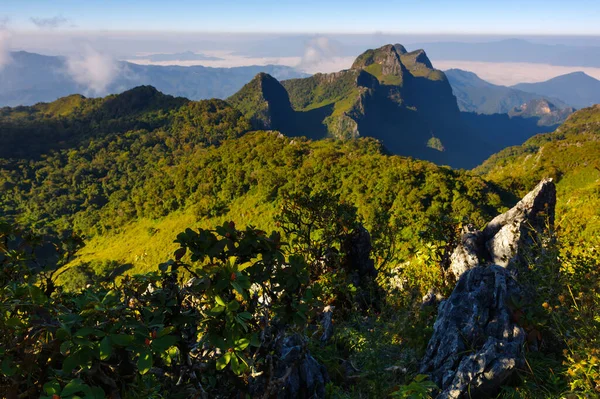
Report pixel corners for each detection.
[445,68,571,118]
[512,71,600,109]
[0,51,308,107]
[228,44,560,168]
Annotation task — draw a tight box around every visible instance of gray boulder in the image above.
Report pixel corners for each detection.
[275,334,329,399]
[449,178,556,279]
[420,266,525,399]
[250,334,329,399]
[342,225,381,308]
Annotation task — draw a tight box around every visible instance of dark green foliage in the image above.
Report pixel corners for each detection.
[0,220,315,398]
[477,105,600,241]
[0,93,250,234]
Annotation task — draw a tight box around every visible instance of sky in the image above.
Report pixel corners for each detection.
[2,1,600,86]
[1,0,600,35]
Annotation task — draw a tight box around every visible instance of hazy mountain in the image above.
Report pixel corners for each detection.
[447,69,556,113]
[229,44,557,168]
[0,51,308,107]
[512,72,600,109]
[445,69,573,125]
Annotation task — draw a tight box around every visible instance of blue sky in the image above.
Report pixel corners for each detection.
[1,0,600,34]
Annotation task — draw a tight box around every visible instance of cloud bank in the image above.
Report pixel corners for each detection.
[434,60,600,86]
[66,46,121,94]
[30,15,69,29]
[298,37,340,69]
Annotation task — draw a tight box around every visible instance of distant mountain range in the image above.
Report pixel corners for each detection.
[445,69,574,125]
[0,51,308,107]
[0,46,571,168]
[228,44,558,168]
[512,72,600,109]
[413,39,600,68]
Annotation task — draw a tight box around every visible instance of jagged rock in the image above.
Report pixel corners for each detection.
[275,335,329,399]
[483,178,556,268]
[448,178,556,279]
[351,44,407,80]
[320,306,335,344]
[342,225,381,308]
[421,179,556,397]
[448,225,485,279]
[343,225,377,283]
[422,288,445,308]
[249,334,329,399]
[420,266,525,399]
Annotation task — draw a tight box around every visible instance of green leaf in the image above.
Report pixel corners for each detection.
[99,336,112,360]
[43,380,61,395]
[250,333,261,348]
[227,300,240,312]
[230,353,242,375]
[215,295,226,307]
[137,349,153,375]
[237,311,252,320]
[1,356,16,377]
[158,326,176,337]
[209,305,226,315]
[151,335,178,352]
[102,290,120,305]
[234,338,250,351]
[62,378,86,396]
[74,327,95,338]
[231,281,247,298]
[216,352,231,370]
[91,386,106,399]
[5,317,25,328]
[109,334,133,346]
[62,353,79,374]
[56,327,71,340]
[60,341,73,356]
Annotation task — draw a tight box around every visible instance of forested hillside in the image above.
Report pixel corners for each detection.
[1,82,599,398]
[477,104,600,242]
[0,86,506,283]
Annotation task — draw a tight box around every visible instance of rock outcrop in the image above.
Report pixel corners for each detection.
[342,225,381,308]
[422,179,557,398]
[449,178,556,279]
[421,266,525,399]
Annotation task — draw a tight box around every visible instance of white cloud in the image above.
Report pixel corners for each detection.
[66,46,121,95]
[435,60,600,86]
[30,15,69,29]
[297,37,341,70]
[125,49,355,75]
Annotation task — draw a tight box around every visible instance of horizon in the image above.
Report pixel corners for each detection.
[2,1,600,88]
[2,0,600,35]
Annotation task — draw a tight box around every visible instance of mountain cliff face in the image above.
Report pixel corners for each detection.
[227,72,295,131]
[508,98,574,126]
[230,44,486,168]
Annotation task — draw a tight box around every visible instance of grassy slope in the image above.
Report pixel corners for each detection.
[477,105,600,241]
[52,131,506,286]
